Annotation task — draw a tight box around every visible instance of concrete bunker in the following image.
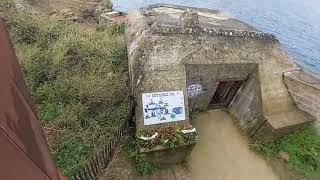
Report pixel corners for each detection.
[126,4,313,164]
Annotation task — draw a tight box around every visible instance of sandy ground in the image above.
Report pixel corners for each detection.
[187,110,280,180]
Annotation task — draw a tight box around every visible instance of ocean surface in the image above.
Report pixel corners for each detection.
[112,0,320,74]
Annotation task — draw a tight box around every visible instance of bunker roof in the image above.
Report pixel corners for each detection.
[138,4,277,40]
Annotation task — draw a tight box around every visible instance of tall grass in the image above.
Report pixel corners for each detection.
[4,6,129,178]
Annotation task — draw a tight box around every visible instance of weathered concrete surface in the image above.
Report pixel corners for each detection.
[126,4,311,138]
[253,110,312,139]
[229,66,265,136]
[284,69,320,122]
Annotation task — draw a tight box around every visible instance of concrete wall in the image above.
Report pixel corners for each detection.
[133,66,191,129]
[126,4,309,137]
[128,31,297,133]
[185,63,256,110]
[229,67,265,136]
[284,70,320,122]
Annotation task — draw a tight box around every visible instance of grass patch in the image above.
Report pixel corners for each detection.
[250,126,320,180]
[3,4,129,179]
[123,138,161,175]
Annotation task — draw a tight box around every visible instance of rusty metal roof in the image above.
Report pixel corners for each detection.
[0,18,65,180]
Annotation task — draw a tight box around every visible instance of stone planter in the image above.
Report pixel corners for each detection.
[140,142,196,165]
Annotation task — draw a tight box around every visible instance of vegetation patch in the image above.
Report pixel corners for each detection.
[123,138,161,175]
[136,124,198,150]
[2,2,129,179]
[250,126,320,180]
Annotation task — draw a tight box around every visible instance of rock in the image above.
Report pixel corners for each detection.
[60,8,73,17]
[93,0,114,20]
[93,5,104,18]
[98,12,112,22]
[278,151,290,163]
[49,9,57,16]
[102,0,113,12]
[14,0,34,14]
[178,9,200,28]
[81,7,95,19]
[69,16,79,22]
[103,11,121,18]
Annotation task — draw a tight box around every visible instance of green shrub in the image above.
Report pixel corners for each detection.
[250,126,320,180]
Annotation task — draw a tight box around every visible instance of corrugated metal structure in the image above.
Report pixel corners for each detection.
[0,19,65,180]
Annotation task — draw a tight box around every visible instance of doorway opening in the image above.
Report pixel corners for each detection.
[208,80,244,109]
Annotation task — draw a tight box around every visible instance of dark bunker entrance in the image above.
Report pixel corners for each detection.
[208,79,245,110]
[186,64,266,136]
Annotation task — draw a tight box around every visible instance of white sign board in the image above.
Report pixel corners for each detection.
[142,91,186,125]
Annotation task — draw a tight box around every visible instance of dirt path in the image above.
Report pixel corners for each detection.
[187,110,280,180]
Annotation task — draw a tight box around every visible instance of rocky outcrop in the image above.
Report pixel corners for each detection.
[284,69,320,122]
[94,0,113,21]
[177,9,199,28]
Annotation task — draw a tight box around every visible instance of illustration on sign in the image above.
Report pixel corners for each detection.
[142,91,186,125]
